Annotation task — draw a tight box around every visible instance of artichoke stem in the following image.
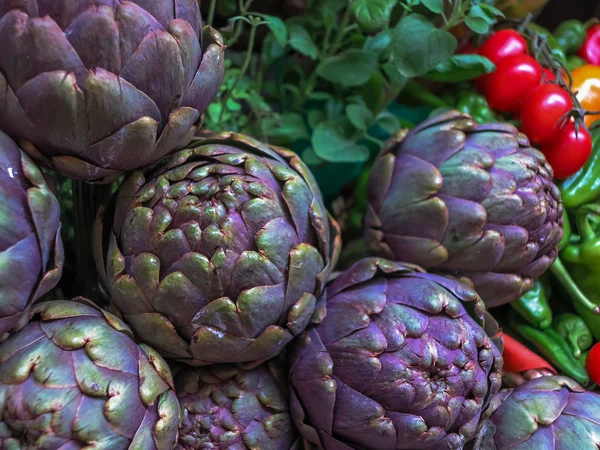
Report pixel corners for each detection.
[550,258,600,315]
[73,181,112,303]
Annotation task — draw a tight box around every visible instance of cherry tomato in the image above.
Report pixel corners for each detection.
[571,65,600,128]
[484,54,543,113]
[476,30,528,91]
[542,68,556,83]
[541,122,592,180]
[478,29,528,63]
[520,85,573,145]
[586,342,600,385]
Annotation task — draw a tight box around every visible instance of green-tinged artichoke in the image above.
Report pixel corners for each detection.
[94,132,341,365]
[0,0,225,183]
[365,111,563,307]
[473,376,600,449]
[289,258,503,450]
[0,299,180,449]
[0,131,63,340]
[175,361,300,449]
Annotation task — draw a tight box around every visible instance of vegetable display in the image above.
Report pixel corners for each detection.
[93,132,341,365]
[3,0,600,449]
[364,110,563,307]
[0,131,63,340]
[0,0,225,182]
[0,300,180,448]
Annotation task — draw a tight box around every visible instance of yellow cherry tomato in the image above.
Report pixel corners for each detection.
[571,65,600,128]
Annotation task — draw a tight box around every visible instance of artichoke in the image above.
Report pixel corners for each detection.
[175,361,299,449]
[0,299,180,449]
[0,0,225,182]
[0,131,63,340]
[473,376,600,449]
[365,111,563,307]
[94,132,341,365]
[289,258,503,450]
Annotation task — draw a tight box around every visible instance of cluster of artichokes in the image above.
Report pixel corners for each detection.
[0,1,581,449]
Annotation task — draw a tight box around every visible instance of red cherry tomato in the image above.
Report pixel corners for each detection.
[542,68,557,83]
[541,122,592,180]
[476,30,528,91]
[484,54,543,113]
[586,342,600,385]
[521,85,573,145]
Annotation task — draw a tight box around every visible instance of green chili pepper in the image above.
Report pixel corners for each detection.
[567,55,588,71]
[510,276,553,329]
[559,203,600,341]
[554,20,588,55]
[559,128,600,209]
[510,311,590,386]
[553,313,593,359]
[528,23,568,66]
[456,91,497,124]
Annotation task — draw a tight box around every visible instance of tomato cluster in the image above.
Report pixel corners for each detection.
[475,30,592,180]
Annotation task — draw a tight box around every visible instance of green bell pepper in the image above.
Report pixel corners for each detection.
[554,20,588,55]
[527,23,567,66]
[553,313,593,359]
[559,128,600,209]
[510,276,553,329]
[560,203,600,341]
[456,91,497,124]
[509,311,590,386]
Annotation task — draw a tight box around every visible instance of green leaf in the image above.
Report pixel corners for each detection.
[350,0,397,33]
[424,54,495,82]
[308,110,327,128]
[256,14,288,46]
[464,15,489,34]
[382,62,407,86]
[363,30,392,53]
[420,0,444,13]
[308,91,335,101]
[479,3,505,17]
[346,104,374,130]
[287,23,319,60]
[302,147,325,165]
[317,49,379,87]
[391,14,457,78]
[263,113,310,141]
[376,112,401,134]
[312,120,370,163]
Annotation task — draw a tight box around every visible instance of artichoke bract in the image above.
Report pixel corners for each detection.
[473,376,600,449]
[0,0,225,182]
[0,300,180,449]
[94,132,341,365]
[289,258,503,450]
[176,361,300,449]
[0,131,63,340]
[365,111,563,307]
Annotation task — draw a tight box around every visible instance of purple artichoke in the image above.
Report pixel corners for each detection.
[365,111,563,307]
[175,361,300,449]
[94,132,341,365]
[473,376,600,449]
[0,0,225,182]
[289,258,503,450]
[0,299,180,449]
[0,131,63,341]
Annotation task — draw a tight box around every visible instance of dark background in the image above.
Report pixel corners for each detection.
[537,0,600,28]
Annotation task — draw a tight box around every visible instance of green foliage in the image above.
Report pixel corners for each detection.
[206,0,502,199]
